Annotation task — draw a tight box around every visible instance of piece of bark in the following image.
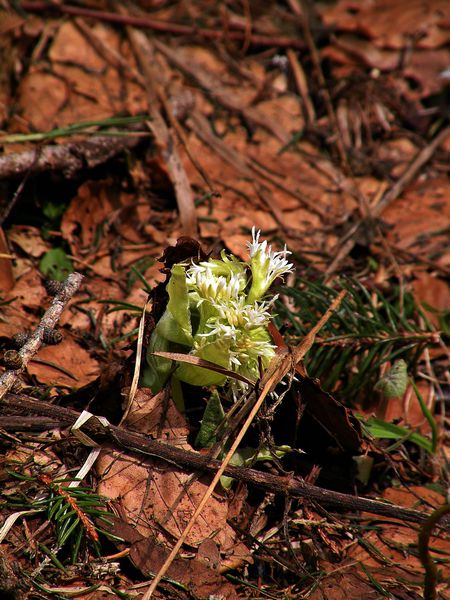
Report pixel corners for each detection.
[0,135,148,180]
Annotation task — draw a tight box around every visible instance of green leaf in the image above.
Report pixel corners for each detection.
[195,391,225,449]
[410,379,438,453]
[360,416,433,453]
[374,359,408,399]
[158,265,193,345]
[143,265,195,392]
[39,248,73,281]
[175,338,229,386]
[43,200,67,223]
[220,445,292,489]
[142,330,173,393]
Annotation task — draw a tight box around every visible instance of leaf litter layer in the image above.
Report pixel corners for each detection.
[0,1,449,599]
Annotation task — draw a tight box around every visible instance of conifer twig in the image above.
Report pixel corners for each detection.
[0,272,83,400]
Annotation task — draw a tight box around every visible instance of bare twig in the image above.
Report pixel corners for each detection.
[0,272,83,400]
[20,1,306,50]
[2,392,441,530]
[126,25,197,237]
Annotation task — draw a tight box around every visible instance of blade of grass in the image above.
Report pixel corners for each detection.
[410,379,438,453]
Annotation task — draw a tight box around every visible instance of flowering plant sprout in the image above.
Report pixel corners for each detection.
[142,228,293,393]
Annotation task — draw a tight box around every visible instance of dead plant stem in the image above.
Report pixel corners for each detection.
[418,504,450,600]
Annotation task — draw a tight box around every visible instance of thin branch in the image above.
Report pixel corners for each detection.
[2,392,443,529]
[20,2,306,50]
[0,272,83,400]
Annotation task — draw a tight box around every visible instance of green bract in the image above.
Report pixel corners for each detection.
[142,228,293,392]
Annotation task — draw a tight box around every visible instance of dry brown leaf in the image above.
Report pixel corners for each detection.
[253,95,305,136]
[97,388,251,567]
[332,34,401,70]
[7,268,47,311]
[380,380,435,432]
[61,180,122,256]
[124,387,189,440]
[348,486,450,584]
[60,180,161,275]
[16,69,68,132]
[5,443,63,478]
[383,485,445,510]
[17,21,145,131]
[111,520,239,598]
[309,569,382,600]
[8,225,50,258]
[320,0,450,50]
[174,45,261,108]
[413,270,450,328]
[97,448,250,557]
[382,177,450,266]
[403,48,450,97]
[28,337,100,387]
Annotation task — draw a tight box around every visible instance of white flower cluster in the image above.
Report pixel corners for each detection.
[247,227,293,303]
[186,269,244,306]
[145,229,294,392]
[183,230,293,384]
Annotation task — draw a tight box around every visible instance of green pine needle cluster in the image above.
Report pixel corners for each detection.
[3,470,119,565]
[274,277,437,402]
